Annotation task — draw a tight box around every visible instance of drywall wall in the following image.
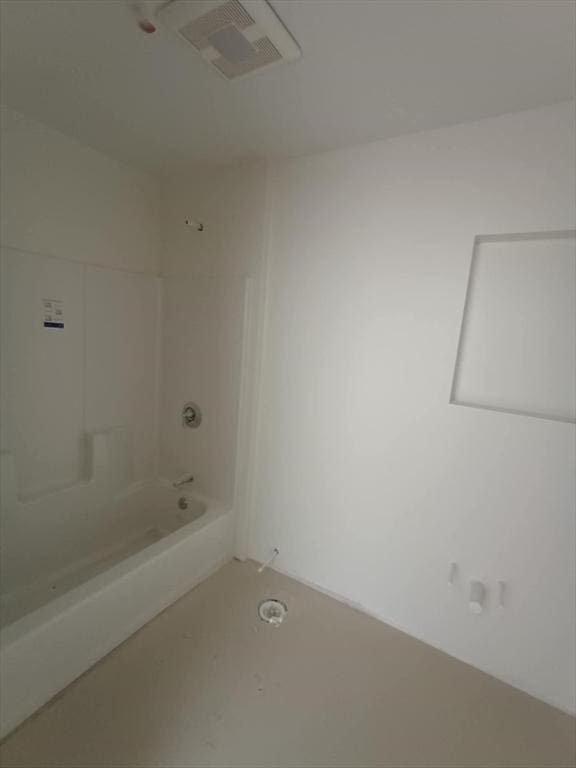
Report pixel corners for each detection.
[158,166,267,507]
[0,105,159,273]
[0,105,161,497]
[249,102,576,712]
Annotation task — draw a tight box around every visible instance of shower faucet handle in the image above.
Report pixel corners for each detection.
[182,402,202,428]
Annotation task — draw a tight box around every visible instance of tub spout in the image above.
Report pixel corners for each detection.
[172,473,194,488]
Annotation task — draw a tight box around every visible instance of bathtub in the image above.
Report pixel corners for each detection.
[0,474,234,738]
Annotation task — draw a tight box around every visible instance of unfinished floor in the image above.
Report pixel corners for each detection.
[1,560,574,768]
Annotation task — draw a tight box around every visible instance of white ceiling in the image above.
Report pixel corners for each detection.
[1,0,574,174]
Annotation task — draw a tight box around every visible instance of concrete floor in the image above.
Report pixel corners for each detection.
[1,560,574,768]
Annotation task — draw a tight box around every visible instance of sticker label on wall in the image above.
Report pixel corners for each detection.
[43,299,64,329]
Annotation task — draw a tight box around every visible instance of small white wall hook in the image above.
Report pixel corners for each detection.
[258,548,279,574]
[469,581,486,614]
[448,562,458,585]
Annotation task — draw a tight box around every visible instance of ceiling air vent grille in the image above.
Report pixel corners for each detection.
[213,36,281,78]
[157,0,300,80]
[179,0,254,51]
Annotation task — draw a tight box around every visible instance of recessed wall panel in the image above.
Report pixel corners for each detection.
[451,231,576,422]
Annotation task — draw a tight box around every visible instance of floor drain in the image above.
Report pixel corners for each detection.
[258,599,287,626]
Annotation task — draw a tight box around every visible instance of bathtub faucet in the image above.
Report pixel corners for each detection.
[172,472,194,488]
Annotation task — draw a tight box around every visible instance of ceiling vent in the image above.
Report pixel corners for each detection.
[156,0,301,80]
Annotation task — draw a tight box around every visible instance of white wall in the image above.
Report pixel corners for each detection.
[0,106,161,498]
[0,105,159,273]
[158,166,267,506]
[160,275,246,503]
[248,103,576,712]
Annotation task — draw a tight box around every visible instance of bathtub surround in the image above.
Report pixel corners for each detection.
[0,249,161,497]
[0,136,237,734]
[159,275,247,506]
[0,108,248,736]
[0,105,162,499]
[157,165,268,510]
[0,250,86,495]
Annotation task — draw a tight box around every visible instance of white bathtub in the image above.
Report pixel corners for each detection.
[0,478,234,738]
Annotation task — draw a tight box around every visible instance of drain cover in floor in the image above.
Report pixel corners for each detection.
[258,599,287,626]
